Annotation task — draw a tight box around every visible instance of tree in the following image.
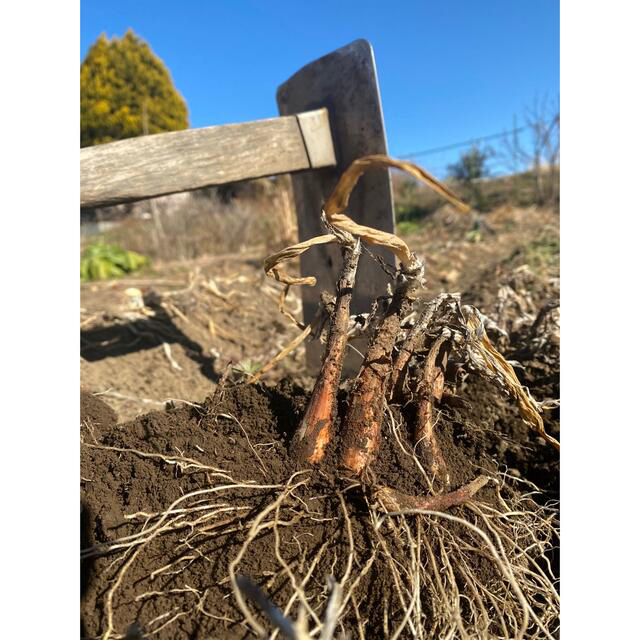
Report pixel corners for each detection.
[500,95,559,205]
[447,146,491,183]
[81,29,188,147]
[447,146,492,211]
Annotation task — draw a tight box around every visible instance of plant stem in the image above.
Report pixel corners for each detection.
[389,294,448,400]
[292,239,361,464]
[415,331,451,487]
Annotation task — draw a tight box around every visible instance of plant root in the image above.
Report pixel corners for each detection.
[83,433,558,639]
[414,330,452,487]
[372,476,559,639]
[292,238,361,464]
[375,475,490,512]
[340,266,423,475]
[83,155,560,639]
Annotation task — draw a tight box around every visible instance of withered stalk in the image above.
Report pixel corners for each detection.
[389,295,442,400]
[376,475,489,512]
[340,270,422,475]
[292,239,361,464]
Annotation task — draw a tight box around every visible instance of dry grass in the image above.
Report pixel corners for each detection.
[84,174,297,263]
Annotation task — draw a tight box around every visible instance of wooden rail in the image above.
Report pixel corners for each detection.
[80,108,336,209]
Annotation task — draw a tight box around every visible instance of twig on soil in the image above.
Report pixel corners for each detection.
[90,389,203,410]
[162,342,183,371]
[208,317,244,343]
[247,300,330,384]
[201,276,236,303]
[92,389,165,406]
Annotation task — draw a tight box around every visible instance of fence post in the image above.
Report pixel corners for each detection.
[277,39,396,372]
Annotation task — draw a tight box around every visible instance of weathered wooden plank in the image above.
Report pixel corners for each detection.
[81,108,335,208]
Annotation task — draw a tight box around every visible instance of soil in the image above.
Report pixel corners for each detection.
[81,342,559,638]
[81,204,559,639]
[80,205,559,424]
[80,250,312,423]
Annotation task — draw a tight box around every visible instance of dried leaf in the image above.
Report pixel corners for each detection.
[463,307,559,450]
[263,154,468,292]
[263,234,337,286]
[324,154,470,217]
[248,322,313,384]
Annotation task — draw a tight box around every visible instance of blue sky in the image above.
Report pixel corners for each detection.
[81,0,558,177]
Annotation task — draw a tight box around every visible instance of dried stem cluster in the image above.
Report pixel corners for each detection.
[339,268,422,474]
[292,238,362,463]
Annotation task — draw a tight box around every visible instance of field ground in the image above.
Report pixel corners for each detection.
[81,203,558,423]
[81,199,560,638]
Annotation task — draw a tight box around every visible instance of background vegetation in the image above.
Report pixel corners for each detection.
[81,29,188,147]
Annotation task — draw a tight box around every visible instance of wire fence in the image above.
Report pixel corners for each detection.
[394,121,557,179]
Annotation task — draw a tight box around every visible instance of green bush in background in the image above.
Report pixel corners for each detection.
[81,29,188,147]
[81,242,149,281]
[447,147,493,212]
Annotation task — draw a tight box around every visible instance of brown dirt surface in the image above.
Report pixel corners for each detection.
[80,205,558,424]
[81,389,118,432]
[81,250,311,423]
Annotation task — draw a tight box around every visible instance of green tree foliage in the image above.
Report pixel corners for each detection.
[81,29,188,147]
[447,147,493,212]
[447,147,491,184]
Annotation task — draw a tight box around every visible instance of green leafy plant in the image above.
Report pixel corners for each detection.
[234,359,263,376]
[80,242,149,281]
[396,219,423,235]
[465,229,484,243]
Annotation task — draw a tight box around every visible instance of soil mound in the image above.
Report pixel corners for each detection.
[82,375,558,639]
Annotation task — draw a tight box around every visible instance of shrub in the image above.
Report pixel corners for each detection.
[80,242,149,281]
